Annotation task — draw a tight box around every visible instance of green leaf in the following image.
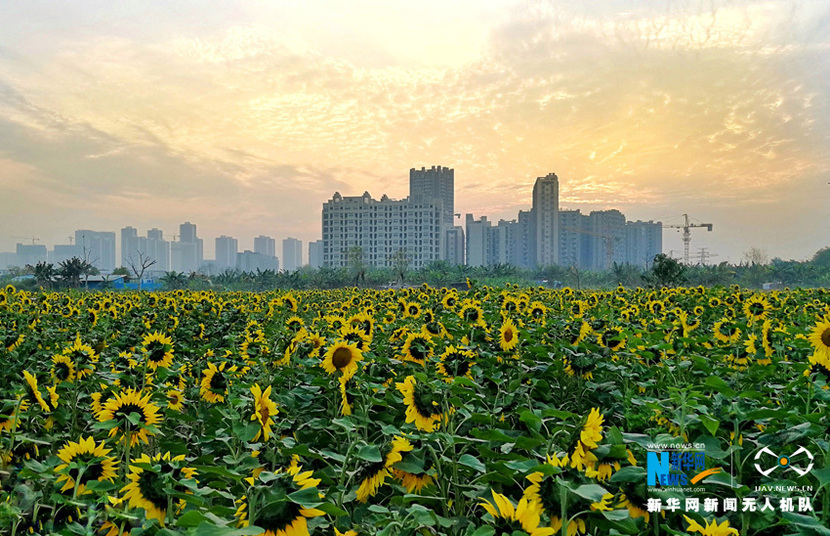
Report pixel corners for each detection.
[176,510,210,528]
[356,444,382,463]
[699,415,719,436]
[469,527,496,536]
[570,484,609,503]
[287,487,322,508]
[127,411,142,426]
[459,454,486,473]
[782,512,830,536]
[518,410,542,434]
[317,503,348,516]
[609,466,645,483]
[704,376,735,397]
[192,522,266,536]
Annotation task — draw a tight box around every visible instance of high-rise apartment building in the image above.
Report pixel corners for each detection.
[171,222,203,273]
[122,227,170,272]
[515,210,536,269]
[626,221,663,268]
[558,209,589,269]
[308,240,324,269]
[444,227,465,266]
[254,235,276,258]
[215,235,238,270]
[588,210,627,271]
[322,192,443,269]
[75,230,116,273]
[532,173,559,267]
[465,215,492,267]
[410,166,454,226]
[282,238,302,271]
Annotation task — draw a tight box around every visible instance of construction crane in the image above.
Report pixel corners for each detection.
[12,236,40,245]
[561,226,621,269]
[662,214,713,265]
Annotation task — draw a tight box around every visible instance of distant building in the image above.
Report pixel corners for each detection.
[254,235,276,258]
[515,210,536,270]
[282,237,302,271]
[626,221,663,269]
[237,250,279,272]
[465,215,491,267]
[16,243,48,267]
[50,244,83,265]
[532,173,560,267]
[215,235,238,270]
[322,192,444,270]
[444,226,465,266]
[559,209,588,269]
[308,239,324,269]
[588,210,627,271]
[410,166,454,226]
[121,227,170,273]
[171,222,203,273]
[75,230,116,273]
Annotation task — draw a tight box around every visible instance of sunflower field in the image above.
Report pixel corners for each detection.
[2,282,830,536]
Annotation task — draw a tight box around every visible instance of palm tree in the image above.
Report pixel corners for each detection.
[58,257,93,289]
[160,271,188,290]
[29,261,56,290]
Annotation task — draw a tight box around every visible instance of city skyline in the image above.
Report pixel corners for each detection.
[1,1,828,262]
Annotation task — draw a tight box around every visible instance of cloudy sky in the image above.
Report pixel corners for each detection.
[1,0,828,263]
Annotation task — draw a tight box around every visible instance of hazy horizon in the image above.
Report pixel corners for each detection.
[2,1,828,263]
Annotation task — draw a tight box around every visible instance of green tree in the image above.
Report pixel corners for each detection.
[347,247,366,286]
[29,261,56,289]
[58,257,94,289]
[642,254,685,288]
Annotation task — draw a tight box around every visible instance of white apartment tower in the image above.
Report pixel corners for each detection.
[532,173,559,267]
[322,191,444,269]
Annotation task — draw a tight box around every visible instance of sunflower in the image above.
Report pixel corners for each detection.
[565,320,592,346]
[321,341,363,381]
[479,492,554,536]
[683,515,739,536]
[393,456,435,493]
[459,303,487,328]
[743,295,771,323]
[55,437,117,495]
[141,332,174,371]
[436,346,475,382]
[339,376,355,416]
[166,389,185,412]
[97,388,161,446]
[563,352,596,380]
[236,463,324,536]
[404,302,422,319]
[528,301,548,324]
[396,375,444,432]
[401,332,433,365]
[355,436,412,502]
[51,354,77,383]
[200,361,237,403]
[713,320,741,344]
[63,336,99,379]
[571,408,603,471]
[3,330,23,352]
[0,403,18,434]
[22,370,51,412]
[598,327,625,351]
[808,317,830,358]
[339,325,371,352]
[122,452,198,526]
[498,317,520,352]
[251,383,279,442]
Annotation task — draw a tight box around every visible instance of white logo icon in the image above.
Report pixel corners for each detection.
[754,446,813,477]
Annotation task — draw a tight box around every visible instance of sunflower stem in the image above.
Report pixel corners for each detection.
[559,478,568,536]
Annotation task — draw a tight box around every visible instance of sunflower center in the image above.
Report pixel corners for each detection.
[412,385,436,418]
[256,500,303,532]
[114,403,146,425]
[209,372,227,391]
[55,362,71,380]
[503,329,514,343]
[147,345,167,363]
[68,454,105,484]
[332,347,354,369]
[821,328,830,348]
[536,476,560,514]
[136,471,169,510]
[463,308,480,322]
[426,322,441,335]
